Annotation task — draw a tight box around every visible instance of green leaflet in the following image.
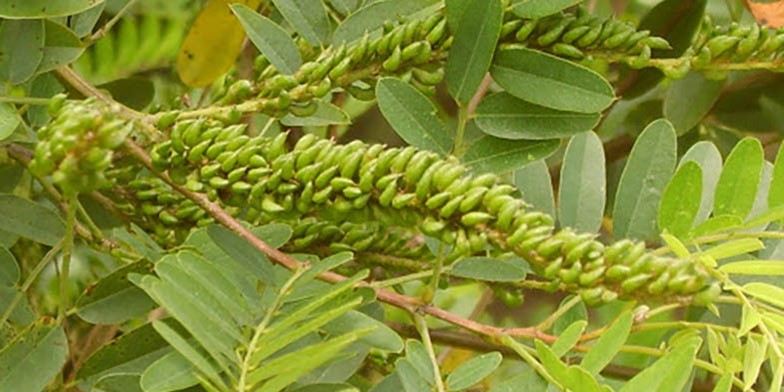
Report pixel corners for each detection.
[514,160,556,218]
[463,136,560,174]
[558,131,606,233]
[663,72,724,135]
[658,161,702,239]
[445,352,502,391]
[619,337,702,392]
[376,77,453,155]
[769,142,784,209]
[75,261,156,324]
[612,119,677,241]
[0,194,65,246]
[450,256,528,282]
[0,19,44,84]
[332,0,439,44]
[0,0,104,18]
[281,102,350,127]
[0,103,20,141]
[510,0,582,18]
[713,138,764,218]
[491,47,614,113]
[231,4,302,74]
[0,246,19,286]
[475,93,600,140]
[679,141,722,224]
[445,0,502,105]
[0,324,68,392]
[580,310,633,375]
[271,0,331,46]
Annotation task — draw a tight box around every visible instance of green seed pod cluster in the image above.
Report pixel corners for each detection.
[500,10,669,63]
[136,126,718,305]
[202,8,667,116]
[29,97,132,195]
[685,18,784,78]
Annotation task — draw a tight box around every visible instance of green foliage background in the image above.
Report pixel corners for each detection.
[2,0,784,391]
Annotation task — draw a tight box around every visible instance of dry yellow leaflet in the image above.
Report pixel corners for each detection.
[744,0,784,28]
[176,0,261,87]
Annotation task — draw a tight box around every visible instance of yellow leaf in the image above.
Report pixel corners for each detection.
[744,0,784,28]
[176,0,261,87]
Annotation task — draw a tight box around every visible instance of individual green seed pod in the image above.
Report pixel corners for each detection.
[575,20,603,47]
[293,133,319,152]
[622,30,651,51]
[578,266,606,286]
[544,257,564,280]
[296,140,329,169]
[426,19,447,44]
[226,135,250,151]
[401,41,429,62]
[314,165,340,189]
[666,274,693,293]
[404,150,434,184]
[433,164,465,191]
[135,189,159,201]
[565,240,594,265]
[562,25,591,44]
[519,234,551,253]
[412,67,445,86]
[603,239,634,264]
[169,121,188,153]
[182,118,206,147]
[495,200,522,230]
[597,19,624,42]
[647,271,671,295]
[203,140,228,160]
[382,45,402,72]
[487,194,515,214]
[559,263,582,284]
[309,78,332,98]
[605,265,632,282]
[351,192,371,209]
[345,82,376,101]
[186,139,211,163]
[208,176,230,189]
[444,177,471,197]
[421,217,447,235]
[237,145,261,167]
[340,150,364,179]
[482,184,515,204]
[374,148,399,176]
[260,195,285,213]
[227,167,246,183]
[602,28,635,49]
[389,146,417,173]
[415,160,446,200]
[425,191,452,209]
[328,56,352,80]
[158,210,179,225]
[275,182,299,195]
[501,19,524,38]
[246,167,272,182]
[275,154,296,180]
[706,35,740,57]
[736,23,761,57]
[199,163,221,179]
[642,36,671,50]
[439,195,465,218]
[580,287,605,306]
[515,19,538,42]
[231,181,252,194]
[219,151,241,173]
[536,236,566,259]
[375,173,400,190]
[537,17,572,46]
[358,162,379,193]
[391,193,416,209]
[265,132,288,160]
[461,211,494,226]
[330,177,355,191]
[551,43,584,58]
[378,181,398,207]
[389,27,407,54]
[759,32,784,53]
[692,283,721,306]
[459,186,488,213]
[248,154,267,168]
[174,204,201,220]
[341,186,363,199]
